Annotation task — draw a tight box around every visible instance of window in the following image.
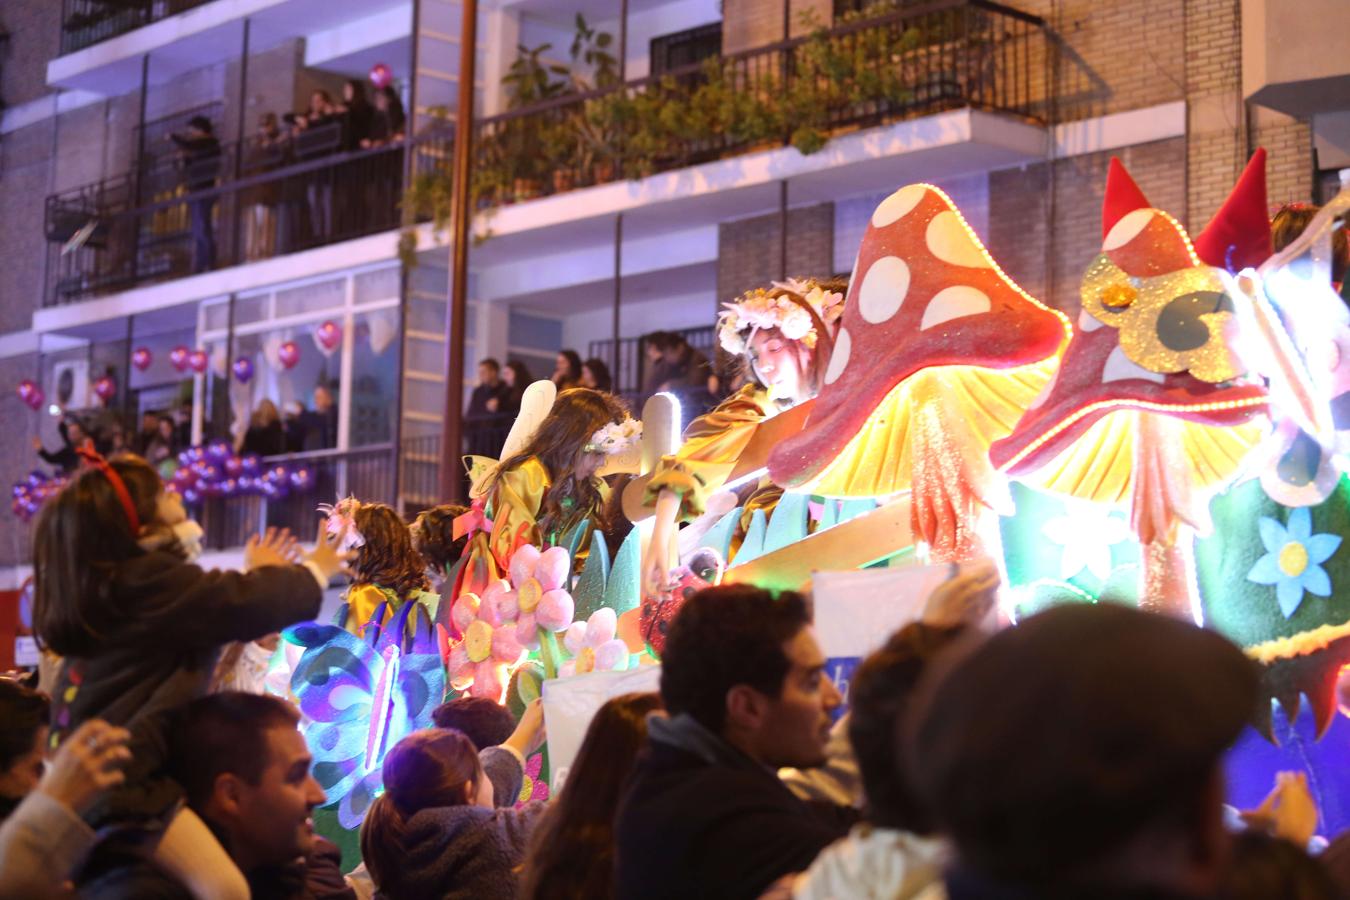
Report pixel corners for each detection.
[650,22,722,76]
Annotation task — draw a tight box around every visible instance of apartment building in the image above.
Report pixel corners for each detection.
[0,0,1343,567]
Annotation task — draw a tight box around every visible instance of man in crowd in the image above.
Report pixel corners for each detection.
[78,692,352,899]
[615,585,856,899]
[642,331,715,417]
[913,602,1260,900]
[465,358,510,457]
[169,116,222,273]
[301,384,339,451]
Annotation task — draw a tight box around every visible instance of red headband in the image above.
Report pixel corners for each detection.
[76,447,142,534]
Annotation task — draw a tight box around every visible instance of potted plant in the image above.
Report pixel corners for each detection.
[500,43,569,199]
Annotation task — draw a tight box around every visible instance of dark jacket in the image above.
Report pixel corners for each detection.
[944,869,1213,900]
[38,421,81,474]
[369,802,546,900]
[49,552,322,824]
[242,421,287,457]
[613,714,857,900]
[171,133,222,192]
[77,833,354,900]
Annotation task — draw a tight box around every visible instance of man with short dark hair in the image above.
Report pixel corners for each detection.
[614,585,855,899]
[431,695,517,750]
[642,331,715,416]
[78,692,352,899]
[466,358,510,457]
[913,603,1261,900]
[170,115,222,273]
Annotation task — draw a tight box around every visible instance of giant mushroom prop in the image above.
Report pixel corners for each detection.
[990,157,1277,618]
[768,184,1070,563]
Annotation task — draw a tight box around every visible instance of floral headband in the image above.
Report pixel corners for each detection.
[319,496,367,549]
[584,418,643,455]
[717,277,846,356]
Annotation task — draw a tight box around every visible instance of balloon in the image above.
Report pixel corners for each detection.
[26,387,44,411]
[277,341,301,370]
[197,463,222,484]
[182,488,201,505]
[232,357,254,384]
[188,446,206,463]
[263,464,289,486]
[17,380,37,404]
[315,320,342,354]
[12,483,26,499]
[170,346,190,372]
[26,471,46,489]
[369,62,393,89]
[132,347,153,371]
[219,478,238,497]
[289,467,313,491]
[236,475,256,493]
[206,440,232,463]
[172,467,197,489]
[93,375,117,402]
[188,350,209,374]
[178,450,194,468]
[223,456,244,478]
[241,454,262,476]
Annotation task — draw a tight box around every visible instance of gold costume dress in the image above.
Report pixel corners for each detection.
[644,385,787,550]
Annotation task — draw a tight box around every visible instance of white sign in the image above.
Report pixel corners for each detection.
[541,664,662,790]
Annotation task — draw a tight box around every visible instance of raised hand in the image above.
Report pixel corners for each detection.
[41,720,132,816]
[921,558,1001,628]
[305,519,357,583]
[244,527,301,571]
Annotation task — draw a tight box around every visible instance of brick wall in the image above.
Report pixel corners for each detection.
[0,119,54,334]
[722,0,832,55]
[717,203,835,307]
[0,0,61,109]
[0,353,39,567]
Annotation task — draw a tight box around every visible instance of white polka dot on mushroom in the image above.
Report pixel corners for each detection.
[925,211,990,268]
[858,256,910,324]
[824,328,851,385]
[1077,309,1104,332]
[871,184,929,228]
[920,285,992,330]
[1102,209,1155,252]
[1102,345,1166,384]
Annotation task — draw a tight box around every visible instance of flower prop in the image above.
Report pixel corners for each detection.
[1247,507,1342,619]
[559,608,630,677]
[284,594,444,829]
[768,184,1070,563]
[717,277,845,355]
[518,753,549,806]
[447,585,529,700]
[990,157,1274,617]
[584,418,643,455]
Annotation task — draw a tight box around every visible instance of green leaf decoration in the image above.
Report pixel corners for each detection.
[734,508,770,564]
[818,498,841,532]
[764,492,810,554]
[838,498,877,524]
[573,531,612,621]
[507,661,545,718]
[699,506,743,560]
[604,527,642,614]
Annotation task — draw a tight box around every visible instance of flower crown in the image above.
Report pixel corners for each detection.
[717,278,846,356]
[584,418,643,455]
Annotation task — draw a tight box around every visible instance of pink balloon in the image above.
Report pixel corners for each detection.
[277,341,301,370]
[316,320,342,353]
[369,63,393,89]
[93,375,117,402]
[170,346,190,372]
[188,350,209,374]
[132,347,153,371]
[16,380,37,404]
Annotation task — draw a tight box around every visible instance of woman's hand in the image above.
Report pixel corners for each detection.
[40,720,133,816]
[503,698,547,759]
[922,558,1000,628]
[244,527,301,570]
[305,520,357,583]
[1242,771,1319,846]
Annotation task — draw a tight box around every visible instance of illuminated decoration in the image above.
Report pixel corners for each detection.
[169,346,190,372]
[16,379,42,411]
[277,340,302,370]
[560,608,630,677]
[768,184,1070,564]
[990,157,1282,618]
[1246,507,1341,619]
[284,596,444,829]
[1042,502,1132,582]
[316,319,343,355]
[131,347,153,371]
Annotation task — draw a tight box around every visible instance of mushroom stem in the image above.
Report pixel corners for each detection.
[1138,531,1199,621]
[1131,414,1206,620]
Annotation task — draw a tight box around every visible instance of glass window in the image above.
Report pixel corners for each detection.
[350,309,401,448]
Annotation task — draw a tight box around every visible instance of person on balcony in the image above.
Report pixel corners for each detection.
[581,357,614,394]
[467,359,511,458]
[297,91,339,243]
[498,362,532,415]
[365,87,407,148]
[168,116,221,274]
[552,350,583,391]
[242,113,284,261]
[299,384,339,451]
[239,399,287,457]
[32,417,90,475]
[642,331,715,417]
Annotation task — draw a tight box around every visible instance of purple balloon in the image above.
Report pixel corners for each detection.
[224,456,244,478]
[172,467,197,489]
[236,475,256,493]
[232,357,254,385]
[12,484,26,499]
[182,488,201,505]
[197,463,222,484]
[206,440,231,463]
[178,450,194,468]
[289,467,313,491]
[27,471,47,489]
[219,478,238,497]
[241,454,262,476]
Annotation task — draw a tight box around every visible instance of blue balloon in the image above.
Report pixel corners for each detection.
[207,440,232,463]
[242,454,262,476]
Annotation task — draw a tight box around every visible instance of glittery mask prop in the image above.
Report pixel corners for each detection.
[319,497,367,550]
[767,184,1070,562]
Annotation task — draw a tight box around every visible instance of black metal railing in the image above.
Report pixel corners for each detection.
[471,0,1045,205]
[44,124,410,306]
[197,444,397,550]
[61,0,214,55]
[588,325,717,399]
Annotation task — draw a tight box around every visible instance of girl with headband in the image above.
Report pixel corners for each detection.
[31,451,352,900]
[641,277,847,596]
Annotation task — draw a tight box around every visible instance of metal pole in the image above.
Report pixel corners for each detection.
[122,315,135,428]
[131,53,150,282]
[439,0,479,503]
[619,0,629,81]
[612,213,623,381]
[234,19,251,177]
[779,179,788,280]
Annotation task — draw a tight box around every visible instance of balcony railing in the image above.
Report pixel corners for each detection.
[61,0,214,55]
[197,444,397,550]
[44,123,426,306]
[470,0,1045,205]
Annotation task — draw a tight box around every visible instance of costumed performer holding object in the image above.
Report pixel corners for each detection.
[323,498,438,636]
[640,277,847,595]
[31,450,351,900]
[768,184,1070,565]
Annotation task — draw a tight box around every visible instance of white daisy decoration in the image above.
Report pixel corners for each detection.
[1042,505,1132,582]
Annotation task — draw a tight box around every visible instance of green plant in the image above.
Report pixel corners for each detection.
[503,43,569,109]
[569,14,619,90]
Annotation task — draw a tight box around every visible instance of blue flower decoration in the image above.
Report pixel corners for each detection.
[1246,507,1341,619]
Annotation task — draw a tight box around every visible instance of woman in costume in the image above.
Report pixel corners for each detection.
[460,388,637,593]
[324,498,435,634]
[641,277,847,593]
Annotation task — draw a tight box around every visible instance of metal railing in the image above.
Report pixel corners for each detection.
[197,444,397,550]
[60,0,214,55]
[471,0,1045,204]
[44,123,408,306]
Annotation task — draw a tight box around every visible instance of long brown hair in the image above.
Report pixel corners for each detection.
[488,388,628,542]
[33,454,164,657]
[352,503,429,602]
[360,729,483,895]
[517,692,664,900]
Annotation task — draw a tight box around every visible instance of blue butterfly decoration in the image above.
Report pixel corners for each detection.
[284,597,445,829]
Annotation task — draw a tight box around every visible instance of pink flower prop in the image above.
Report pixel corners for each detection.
[559,608,630,678]
[536,589,575,633]
[509,544,541,586]
[447,590,528,699]
[516,753,550,806]
[536,546,570,591]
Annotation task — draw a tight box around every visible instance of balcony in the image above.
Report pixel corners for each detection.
[60,0,215,55]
